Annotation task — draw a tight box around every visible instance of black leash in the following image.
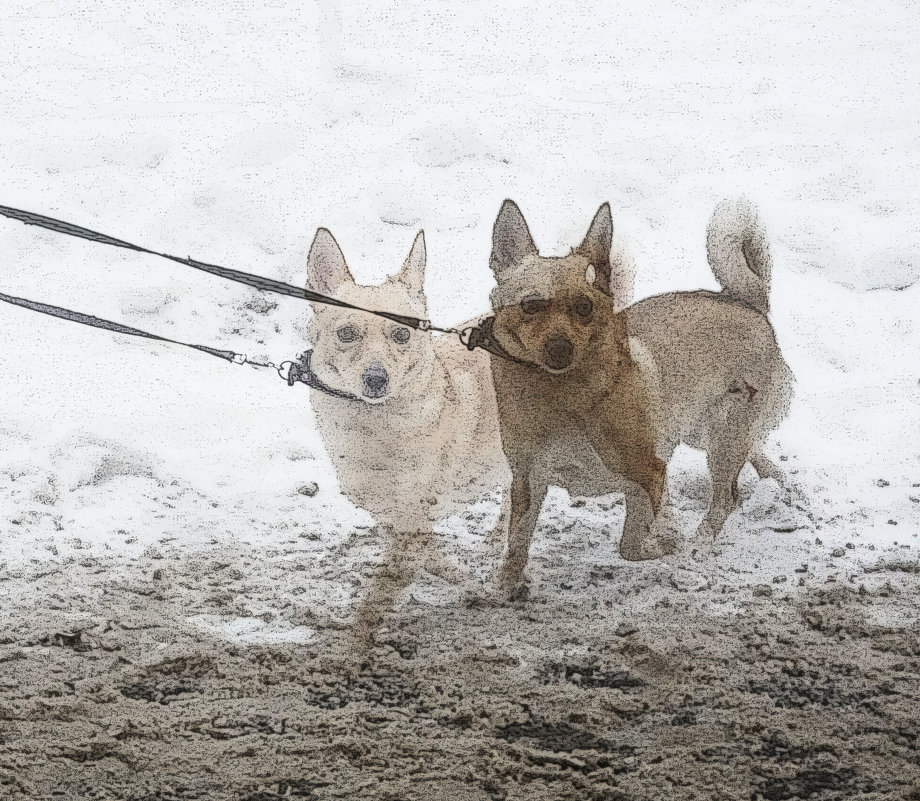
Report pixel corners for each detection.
[0,204,453,334]
[0,290,245,363]
[0,290,358,399]
[0,203,531,372]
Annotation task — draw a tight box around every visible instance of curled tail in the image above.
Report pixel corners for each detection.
[706,197,772,314]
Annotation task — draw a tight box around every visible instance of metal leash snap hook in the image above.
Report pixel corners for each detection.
[277,360,295,385]
[231,353,247,365]
[458,326,479,351]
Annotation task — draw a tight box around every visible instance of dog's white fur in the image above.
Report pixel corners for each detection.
[304,229,509,646]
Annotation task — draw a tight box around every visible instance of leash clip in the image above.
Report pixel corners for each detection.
[278,360,296,386]
[458,326,482,351]
[280,351,313,387]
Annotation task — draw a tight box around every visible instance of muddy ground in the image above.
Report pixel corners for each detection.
[1,471,918,801]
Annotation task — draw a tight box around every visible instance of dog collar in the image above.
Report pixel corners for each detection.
[286,350,361,401]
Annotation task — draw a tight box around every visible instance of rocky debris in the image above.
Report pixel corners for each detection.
[1,523,917,801]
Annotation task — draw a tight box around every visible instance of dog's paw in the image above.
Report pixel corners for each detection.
[496,564,531,603]
[348,628,374,658]
[618,540,645,562]
[347,612,383,658]
[619,533,671,562]
[693,519,718,543]
[503,580,530,603]
[651,535,677,559]
[687,524,725,560]
[425,553,467,586]
[781,481,815,522]
[508,581,530,603]
[688,541,720,561]
[462,579,504,608]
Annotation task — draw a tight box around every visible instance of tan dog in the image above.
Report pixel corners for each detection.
[304,228,509,645]
[487,198,792,596]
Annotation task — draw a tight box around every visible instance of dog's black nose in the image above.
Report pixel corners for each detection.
[543,335,574,371]
[362,366,390,398]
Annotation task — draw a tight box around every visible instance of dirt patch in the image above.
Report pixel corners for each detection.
[1,507,918,801]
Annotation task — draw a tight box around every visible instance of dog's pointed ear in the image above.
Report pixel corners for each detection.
[306,228,353,295]
[578,203,613,292]
[490,199,537,276]
[394,230,426,296]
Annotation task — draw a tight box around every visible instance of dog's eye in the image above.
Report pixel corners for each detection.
[521,297,548,315]
[337,325,360,343]
[392,327,411,345]
[574,296,593,317]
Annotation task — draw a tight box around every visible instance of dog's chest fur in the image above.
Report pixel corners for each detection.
[489,335,638,495]
[311,344,506,528]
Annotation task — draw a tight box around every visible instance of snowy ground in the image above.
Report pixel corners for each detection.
[0,1,919,798]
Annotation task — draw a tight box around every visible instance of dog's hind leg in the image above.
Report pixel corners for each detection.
[696,397,757,545]
[751,444,813,519]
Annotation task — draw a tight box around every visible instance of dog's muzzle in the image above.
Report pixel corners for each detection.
[543,335,574,372]
[362,365,390,399]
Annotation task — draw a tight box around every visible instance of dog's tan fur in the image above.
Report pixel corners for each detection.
[487,198,792,595]
[304,228,509,645]
[626,199,793,539]
[488,201,666,597]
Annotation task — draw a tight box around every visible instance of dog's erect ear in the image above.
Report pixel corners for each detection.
[577,203,613,292]
[393,230,426,296]
[306,228,353,295]
[490,199,537,276]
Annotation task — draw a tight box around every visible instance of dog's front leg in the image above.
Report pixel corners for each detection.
[424,543,466,586]
[586,407,667,561]
[351,525,427,651]
[498,468,547,600]
[618,478,667,560]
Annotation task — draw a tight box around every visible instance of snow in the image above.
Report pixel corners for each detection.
[0,0,918,612]
[2,6,920,798]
